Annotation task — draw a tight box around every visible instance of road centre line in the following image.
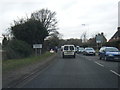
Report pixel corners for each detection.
[110,70,120,77]
[94,61,104,67]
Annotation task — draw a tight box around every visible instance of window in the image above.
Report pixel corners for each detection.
[106,48,119,52]
[64,46,68,50]
[70,46,74,50]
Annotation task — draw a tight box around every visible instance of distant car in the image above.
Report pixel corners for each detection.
[83,47,96,56]
[61,46,64,51]
[76,46,80,53]
[62,45,76,58]
[78,47,85,53]
[50,49,54,53]
[99,47,120,61]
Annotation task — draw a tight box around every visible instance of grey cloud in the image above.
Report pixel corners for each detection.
[0,0,119,42]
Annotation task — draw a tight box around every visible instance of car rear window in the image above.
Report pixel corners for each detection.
[64,46,74,50]
[70,46,74,50]
[86,48,93,50]
[64,46,69,50]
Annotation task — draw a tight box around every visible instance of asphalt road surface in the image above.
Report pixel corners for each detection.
[21,52,120,88]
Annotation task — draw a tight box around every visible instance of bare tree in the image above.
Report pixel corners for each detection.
[31,9,58,34]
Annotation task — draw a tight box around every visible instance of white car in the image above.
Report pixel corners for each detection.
[62,45,76,58]
[83,47,96,56]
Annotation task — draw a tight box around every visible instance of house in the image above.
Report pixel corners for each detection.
[95,32,107,44]
[109,27,120,42]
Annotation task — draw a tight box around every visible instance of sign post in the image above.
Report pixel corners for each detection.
[96,35,103,54]
[33,44,42,55]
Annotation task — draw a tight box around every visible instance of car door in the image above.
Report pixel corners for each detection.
[101,49,106,59]
[99,48,105,59]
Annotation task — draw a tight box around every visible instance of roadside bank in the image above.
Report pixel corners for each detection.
[2,52,57,88]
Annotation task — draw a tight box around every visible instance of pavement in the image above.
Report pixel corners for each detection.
[14,52,120,88]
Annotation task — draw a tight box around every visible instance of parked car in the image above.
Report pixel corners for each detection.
[61,46,64,51]
[76,46,80,54]
[83,47,96,56]
[78,47,85,53]
[62,45,76,58]
[99,47,120,61]
[50,49,54,53]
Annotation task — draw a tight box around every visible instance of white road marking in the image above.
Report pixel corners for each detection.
[94,61,104,67]
[110,70,120,77]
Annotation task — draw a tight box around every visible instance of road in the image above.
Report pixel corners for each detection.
[20,52,120,88]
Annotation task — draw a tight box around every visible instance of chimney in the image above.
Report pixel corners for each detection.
[101,32,104,35]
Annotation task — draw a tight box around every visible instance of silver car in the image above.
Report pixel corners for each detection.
[83,47,96,56]
[79,47,85,53]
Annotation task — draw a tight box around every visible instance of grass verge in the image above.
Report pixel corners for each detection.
[3,52,54,72]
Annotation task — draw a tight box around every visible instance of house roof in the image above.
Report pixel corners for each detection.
[111,28,120,39]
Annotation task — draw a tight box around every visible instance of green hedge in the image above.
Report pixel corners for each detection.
[4,39,33,59]
[103,40,120,50]
[3,52,54,72]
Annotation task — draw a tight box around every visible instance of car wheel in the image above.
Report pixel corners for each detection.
[62,53,65,58]
[63,55,65,58]
[99,56,102,60]
[73,55,75,58]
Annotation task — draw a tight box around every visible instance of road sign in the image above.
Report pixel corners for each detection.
[96,35,103,43]
[96,41,101,44]
[33,44,42,49]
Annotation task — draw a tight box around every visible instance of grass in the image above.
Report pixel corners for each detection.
[3,52,54,72]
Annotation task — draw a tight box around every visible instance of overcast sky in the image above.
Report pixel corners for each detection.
[0,0,119,43]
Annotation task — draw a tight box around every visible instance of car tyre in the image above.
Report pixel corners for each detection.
[73,55,75,58]
[62,53,65,58]
[63,55,65,58]
[99,56,102,60]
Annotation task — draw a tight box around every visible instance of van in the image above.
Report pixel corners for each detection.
[62,45,76,58]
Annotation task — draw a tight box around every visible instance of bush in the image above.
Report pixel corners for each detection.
[4,39,33,59]
[103,40,120,50]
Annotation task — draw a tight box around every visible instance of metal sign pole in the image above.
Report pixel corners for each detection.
[33,44,42,56]
[35,48,37,56]
[40,49,41,55]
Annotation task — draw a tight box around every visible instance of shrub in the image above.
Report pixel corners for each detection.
[5,39,33,59]
[103,40,120,50]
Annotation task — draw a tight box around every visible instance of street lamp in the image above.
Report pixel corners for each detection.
[81,24,89,43]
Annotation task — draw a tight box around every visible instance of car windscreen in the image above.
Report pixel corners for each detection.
[86,48,94,50]
[106,48,119,52]
[70,46,74,50]
[79,48,84,50]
